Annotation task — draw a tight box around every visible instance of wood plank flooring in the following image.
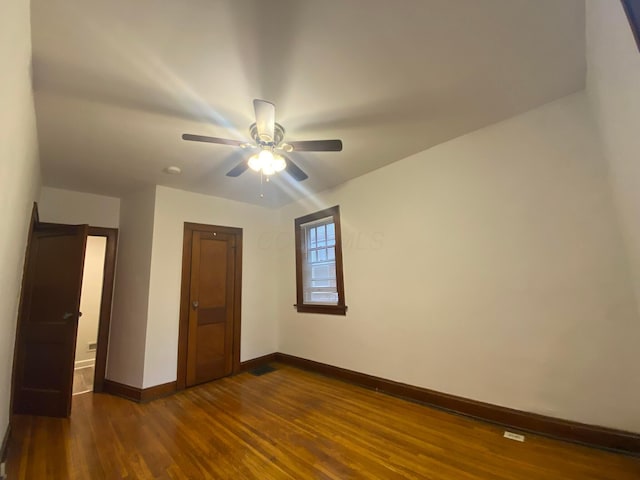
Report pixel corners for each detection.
[72,365,95,395]
[7,364,640,479]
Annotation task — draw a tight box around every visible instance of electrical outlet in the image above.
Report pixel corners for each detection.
[503,431,525,442]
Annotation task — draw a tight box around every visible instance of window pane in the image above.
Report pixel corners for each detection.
[309,291,338,303]
[304,244,337,304]
[317,226,326,247]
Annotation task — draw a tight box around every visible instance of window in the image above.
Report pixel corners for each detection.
[294,206,346,315]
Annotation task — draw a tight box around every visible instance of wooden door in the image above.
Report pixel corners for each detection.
[184,226,241,386]
[13,223,88,417]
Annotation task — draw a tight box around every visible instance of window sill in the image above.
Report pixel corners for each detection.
[295,304,347,316]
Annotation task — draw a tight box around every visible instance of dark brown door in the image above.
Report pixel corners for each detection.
[13,224,88,417]
[186,229,238,386]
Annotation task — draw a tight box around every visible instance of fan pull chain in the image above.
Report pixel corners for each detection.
[259,172,271,199]
[260,172,264,198]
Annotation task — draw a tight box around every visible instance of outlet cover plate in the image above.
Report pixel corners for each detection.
[503,431,526,442]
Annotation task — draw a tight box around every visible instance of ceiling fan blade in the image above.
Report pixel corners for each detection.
[182,133,245,147]
[226,160,249,177]
[284,157,308,181]
[253,99,276,142]
[288,139,343,152]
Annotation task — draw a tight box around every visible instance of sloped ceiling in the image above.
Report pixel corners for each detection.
[31,0,585,207]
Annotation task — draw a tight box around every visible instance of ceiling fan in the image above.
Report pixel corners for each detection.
[182,99,343,181]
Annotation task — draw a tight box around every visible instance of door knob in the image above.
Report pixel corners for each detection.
[192,300,199,309]
[63,312,82,320]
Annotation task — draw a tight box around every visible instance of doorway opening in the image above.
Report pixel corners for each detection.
[73,226,117,399]
[72,235,106,396]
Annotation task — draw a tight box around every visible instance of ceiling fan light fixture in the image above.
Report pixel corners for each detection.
[272,154,286,172]
[247,149,285,176]
[262,163,276,176]
[248,154,262,172]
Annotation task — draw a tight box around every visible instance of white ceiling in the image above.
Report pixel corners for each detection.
[31,0,585,207]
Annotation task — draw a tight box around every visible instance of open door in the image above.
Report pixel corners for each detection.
[13,223,88,417]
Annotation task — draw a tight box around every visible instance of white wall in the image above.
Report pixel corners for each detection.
[0,0,41,443]
[586,0,640,316]
[276,93,640,433]
[39,186,120,227]
[106,187,155,387]
[76,236,106,366]
[143,186,279,388]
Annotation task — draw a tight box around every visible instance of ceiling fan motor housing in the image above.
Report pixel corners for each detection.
[250,122,285,148]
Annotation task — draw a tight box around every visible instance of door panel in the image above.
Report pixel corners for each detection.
[13,224,88,417]
[195,323,226,381]
[186,230,237,386]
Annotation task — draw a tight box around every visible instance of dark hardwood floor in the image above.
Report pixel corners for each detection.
[7,364,640,479]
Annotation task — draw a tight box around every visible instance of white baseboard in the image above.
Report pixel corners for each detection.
[75,358,96,369]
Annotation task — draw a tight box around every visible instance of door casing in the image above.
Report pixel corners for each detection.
[10,203,40,415]
[177,222,242,390]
